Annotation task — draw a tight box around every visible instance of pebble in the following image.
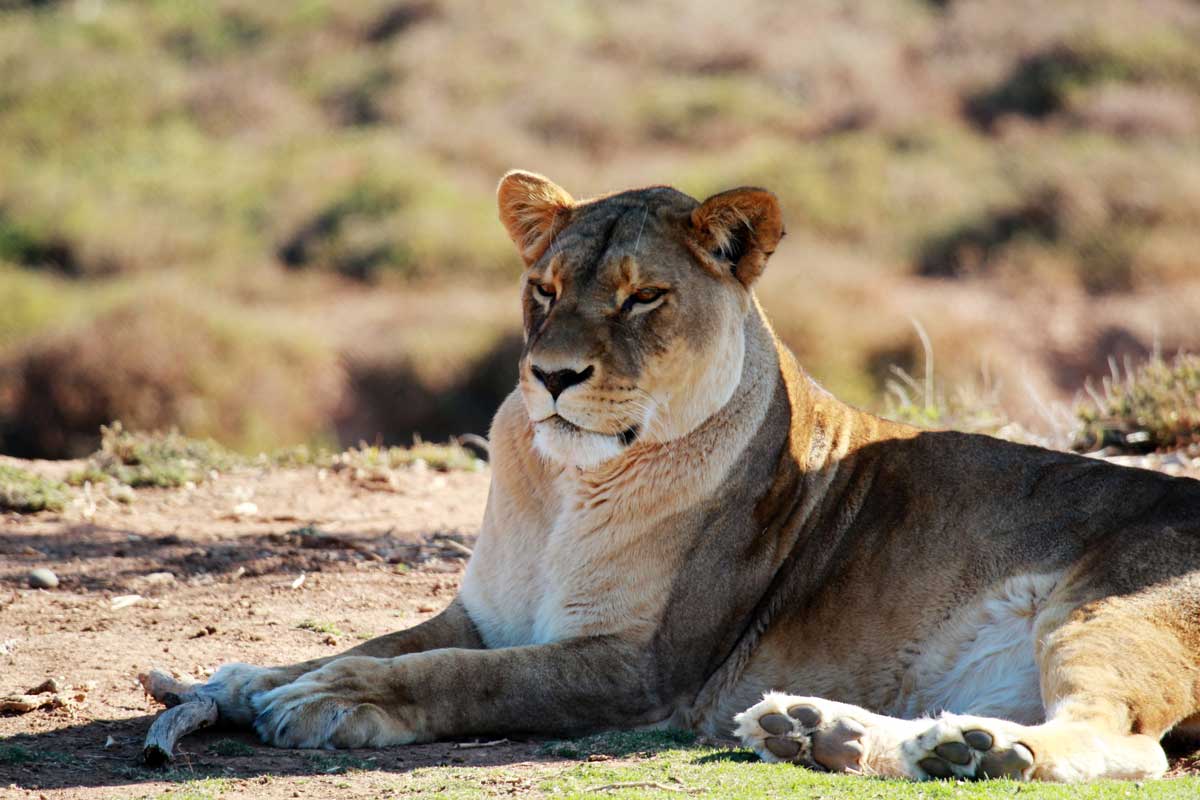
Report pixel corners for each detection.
[231,501,258,517]
[28,568,58,589]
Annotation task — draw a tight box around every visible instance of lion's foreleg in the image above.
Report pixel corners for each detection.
[197,598,483,725]
[250,636,661,748]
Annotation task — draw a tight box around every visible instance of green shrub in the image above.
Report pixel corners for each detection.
[1073,353,1200,453]
[0,464,69,513]
[0,266,75,347]
[69,422,240,488]
[968,28,1200,126]
[0,291,345,458]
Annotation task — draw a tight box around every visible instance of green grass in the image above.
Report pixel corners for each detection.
[303,752,375,773]
[296,619,344,637]
[0,745,83,767]
[0,744,36,765]
[207,738,256,757]
[149,778,232,800]
[541,729,699,759]
[381,732,1200,799]
[0,464,69,513]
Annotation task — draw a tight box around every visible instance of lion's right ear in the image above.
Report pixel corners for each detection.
[497,170,575,266]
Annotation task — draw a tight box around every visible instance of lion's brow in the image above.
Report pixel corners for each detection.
[573,203,644,282]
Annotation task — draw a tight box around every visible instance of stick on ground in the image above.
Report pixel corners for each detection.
[138,670,216,766]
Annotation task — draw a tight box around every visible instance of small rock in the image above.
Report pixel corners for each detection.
[27,678,62,695]
[141,571,175,586]
[111,594,144,610]
[29,568,58,589]
[232,501,259,517]
[109,484,135,504]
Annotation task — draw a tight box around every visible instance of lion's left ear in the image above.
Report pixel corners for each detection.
[497,170,575,266]
[690,187,784,287]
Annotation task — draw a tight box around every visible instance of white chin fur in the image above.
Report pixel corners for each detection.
[533,421,626,469]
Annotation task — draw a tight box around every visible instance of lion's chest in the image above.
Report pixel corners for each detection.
[460,499,680,648]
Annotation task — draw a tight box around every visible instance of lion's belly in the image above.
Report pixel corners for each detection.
[706,572,1058,734]
[891,572,1058,724]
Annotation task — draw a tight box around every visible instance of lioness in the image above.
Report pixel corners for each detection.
[197,171,1200,782]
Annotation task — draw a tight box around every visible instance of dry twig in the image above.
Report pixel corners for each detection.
[585,780,704,794]
[454,738,510,749]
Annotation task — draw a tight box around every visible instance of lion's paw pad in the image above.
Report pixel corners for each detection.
[908,720,1034,781]
[734,694,867,772]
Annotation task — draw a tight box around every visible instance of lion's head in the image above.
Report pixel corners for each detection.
[496,171,784,469]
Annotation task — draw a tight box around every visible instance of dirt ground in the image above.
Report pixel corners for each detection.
[3,454,1200,799]
[0,461,567,799]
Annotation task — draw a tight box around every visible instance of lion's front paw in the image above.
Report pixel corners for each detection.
[198,663,293,725]
[251,657,421,749]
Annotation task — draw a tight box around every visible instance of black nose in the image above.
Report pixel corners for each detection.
[531,364,594,400]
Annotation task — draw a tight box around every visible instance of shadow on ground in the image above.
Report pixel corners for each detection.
[0,715,549,791]
[0,719,726,792]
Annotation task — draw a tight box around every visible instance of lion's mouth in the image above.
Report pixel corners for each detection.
[541,414,640,446]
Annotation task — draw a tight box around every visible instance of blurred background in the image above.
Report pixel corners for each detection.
[1,0,1198,460]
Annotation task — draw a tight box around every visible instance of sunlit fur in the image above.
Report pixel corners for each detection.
[197,173,1200,786]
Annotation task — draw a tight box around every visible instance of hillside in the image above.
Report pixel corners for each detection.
[2,0,1200,457]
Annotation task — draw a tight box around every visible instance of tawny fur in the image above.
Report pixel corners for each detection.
[191,172,1200,783]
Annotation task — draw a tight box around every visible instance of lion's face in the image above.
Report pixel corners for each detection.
[497,172,783,469]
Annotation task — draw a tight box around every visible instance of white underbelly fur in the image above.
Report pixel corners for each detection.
[897,572,1061,724]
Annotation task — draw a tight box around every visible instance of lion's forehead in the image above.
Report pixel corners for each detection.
[540,191,698,286]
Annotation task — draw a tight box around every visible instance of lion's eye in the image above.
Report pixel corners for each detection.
[532,282,556,300]
[630,287,665,305]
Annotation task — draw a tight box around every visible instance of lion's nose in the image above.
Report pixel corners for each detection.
[531,364,594,400]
